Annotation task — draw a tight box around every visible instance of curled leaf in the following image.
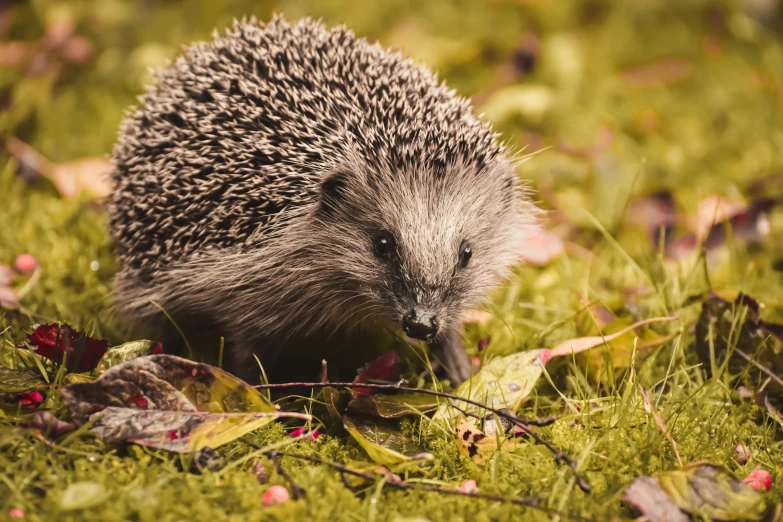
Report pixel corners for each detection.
[26,323,109,373]
[343,415,429,467]
[353,352,401,396]
[96,340,162,372]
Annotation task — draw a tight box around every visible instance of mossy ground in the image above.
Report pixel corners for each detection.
[2,0,783,520]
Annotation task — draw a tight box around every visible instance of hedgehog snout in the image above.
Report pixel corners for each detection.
[402,307,439,341]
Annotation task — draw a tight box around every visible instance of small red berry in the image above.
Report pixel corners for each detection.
[743,468,771,490]
[459,479,478,494]
[262,485,289,506]
[13,254,38,275]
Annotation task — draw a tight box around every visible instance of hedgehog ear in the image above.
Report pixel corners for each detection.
[319,170,349,214]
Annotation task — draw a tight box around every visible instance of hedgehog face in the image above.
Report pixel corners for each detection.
[314,158,533,341]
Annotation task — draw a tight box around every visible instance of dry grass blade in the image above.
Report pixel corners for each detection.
[639,384,683,467]
[549,316,678,358]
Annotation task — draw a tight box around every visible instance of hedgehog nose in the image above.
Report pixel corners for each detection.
[402,308,439,341]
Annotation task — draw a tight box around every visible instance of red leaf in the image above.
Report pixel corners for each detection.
[19,391,44,409]
[289,426,320,440]
[26,323,109,372]
[352,352,401,396]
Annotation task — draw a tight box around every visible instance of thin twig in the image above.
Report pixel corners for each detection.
[733,348,783,389]
[266,450,306,499]
[274,450,594,521]
[254,380,588,492]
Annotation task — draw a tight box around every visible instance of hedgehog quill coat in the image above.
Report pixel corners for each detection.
[109,16,539,382]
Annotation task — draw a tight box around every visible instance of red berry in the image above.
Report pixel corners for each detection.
[13,254,38,275]
[262,485,289,506]
[743,468,771,490]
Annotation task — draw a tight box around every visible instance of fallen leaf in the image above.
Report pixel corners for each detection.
[549,316,677,358]
[437,317,676,423]
[664,464,765,519]
[454,420,517,464]
[49,158,112,199]
[0,367,47,394]
[18,391,44,409]
[26,323,109,373]
[57,355,296,452]
[702,198,776,251]
[61,354,275,424]
[289,426,319,440]
[624,475,688,522]
[29,411,73,438]
[462,309,492,325]
[6,138,111,198]
[626,191,677,246]
[621,58,693,87]
[556,125,615,159]
[92,407,287,452]
[480,84,554,123]
[694,293,783,383]
[0,265,14,286]
[190,447,225,472]
[323,386,348,426]
[96,340,161,372]
[353,352,401,396]
[343,415,430,467]
[434,349,549,422]
[520,230,565,266]
[0,286,19,309]
[694,196,747,240]
[0,41,29,66]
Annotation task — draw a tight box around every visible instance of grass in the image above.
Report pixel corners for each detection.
[2,0,783,520]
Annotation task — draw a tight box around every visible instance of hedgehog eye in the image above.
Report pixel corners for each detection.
[373,231,396,258]
[459,241,472,268]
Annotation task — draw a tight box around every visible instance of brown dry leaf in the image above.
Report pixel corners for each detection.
[639,384,683,466]
[556,125,615,159]
[462,309,492,325]
[454,420,517,464]
[549,316,677,358]
[7,138,111,198]
[624,476,688,522]
[0,41,29,66]
[621,58,693,87]
[520,230,565,266]
[693,195,746,240]
[49,158,112,199]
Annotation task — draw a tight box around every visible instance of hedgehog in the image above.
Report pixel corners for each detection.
[108,16,540,384]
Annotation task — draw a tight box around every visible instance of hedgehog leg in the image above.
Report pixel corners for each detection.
[433,327,471,385]
[226,336,283,385]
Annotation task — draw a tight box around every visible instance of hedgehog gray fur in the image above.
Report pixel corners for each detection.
[109,15,540,382]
